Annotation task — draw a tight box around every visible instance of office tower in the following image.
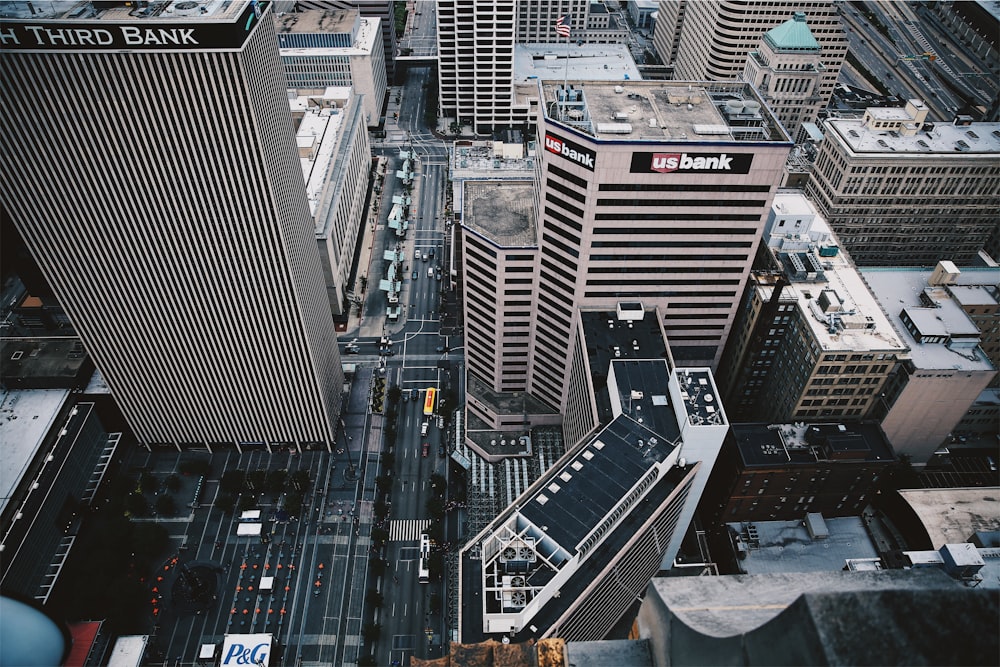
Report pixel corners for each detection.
[526,80,792,413]
[805,102,1000,266]
[670,0,847,110]
[652,0,686,67]
[0,1,344,450]
[741,13,829,138]
[458,306,728,643]
[295,0,397,82]
[861,262,997,464]
[276,8,387,126]
[718,190,907,423]
[436,0,612,134]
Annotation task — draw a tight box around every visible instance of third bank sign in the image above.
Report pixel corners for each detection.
[630,151,753,175]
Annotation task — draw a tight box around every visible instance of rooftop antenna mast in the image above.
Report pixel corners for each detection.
[556,15,571,121]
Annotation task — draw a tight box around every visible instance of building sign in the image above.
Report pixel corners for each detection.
[630,151,753,175]
[544,132,596,171]
[0,1,268,51]
[221,634,271,667]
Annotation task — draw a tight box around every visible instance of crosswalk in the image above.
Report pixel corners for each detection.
[389,519,430,542]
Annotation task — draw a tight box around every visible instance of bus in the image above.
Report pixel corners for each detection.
[418,533,431,584]
[423,387,437,416]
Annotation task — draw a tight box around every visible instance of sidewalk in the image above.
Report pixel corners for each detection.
[343,149,423,340]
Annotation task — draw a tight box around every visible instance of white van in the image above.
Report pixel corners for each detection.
[428,267,434,278]
[420,421,429,436]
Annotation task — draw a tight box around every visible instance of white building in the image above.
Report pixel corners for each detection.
[0,0,344,450]
[276,9,387,127]
[291,88,372,316]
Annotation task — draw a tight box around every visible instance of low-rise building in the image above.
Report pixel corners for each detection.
[291,88,372,316]
[708,421,895,524]
[861,262,998,464]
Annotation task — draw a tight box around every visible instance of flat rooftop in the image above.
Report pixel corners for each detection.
[0,389,69,516]
[539,80,791,143]
[898,487,1000,548]
[0,0,247,21]
[827,117,1000,155]
[861,267,998,371]
[514,43,642,83]
[732,421,895,467]
[274,7,357,35]
[647,568,960,638]
[289,90,352,229]
[729,516,880,575]
[763,248,906,356]
[451,141,536,181]
[278,16,380,55]
[462,181,537,248]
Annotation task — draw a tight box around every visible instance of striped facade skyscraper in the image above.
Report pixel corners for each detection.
[0,0,344,450]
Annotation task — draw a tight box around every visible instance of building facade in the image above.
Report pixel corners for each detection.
[436,0,627,134]
[668,1,846,104]
[862,263,998,464]
[294,0,398,81]
[718,190,907,424]
[524,80,792,414]
[706,421,895,524]
[806,103,1000,266]
[277,9,387,126]
[0,1,344,450]
[741,12,830,139]
[291,88,372,316]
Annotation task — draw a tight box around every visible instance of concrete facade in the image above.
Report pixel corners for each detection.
[806,103,1000,266]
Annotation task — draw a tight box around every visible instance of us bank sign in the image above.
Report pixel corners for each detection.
[544,132,596,171]
[0,1,268,51]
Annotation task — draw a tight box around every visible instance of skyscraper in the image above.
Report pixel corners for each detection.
[436,0,603,134]
[666,0,847,110]
[0,0,344,450]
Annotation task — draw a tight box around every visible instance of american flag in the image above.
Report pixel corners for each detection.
[555,15,571,38]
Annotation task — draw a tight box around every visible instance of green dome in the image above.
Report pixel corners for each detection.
[764,12,821,52]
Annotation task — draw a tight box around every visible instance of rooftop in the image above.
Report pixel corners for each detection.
[826,116,1000,154]
[514,43,642,84]
[0,0,247,21]
[728,516,880,575]
[861,266,998,371]
[462,181,537,248]
[539,80,791,143]
[274,7,357,35]
[732,421,896,468]
[288,89,354,231]
[898,487,1000,549]
[761,198,907,355]
[646,568,960,639]
[277,15,380,56]
[0,389,70,516]
[451,141,536,181]
[763,12,821,52]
